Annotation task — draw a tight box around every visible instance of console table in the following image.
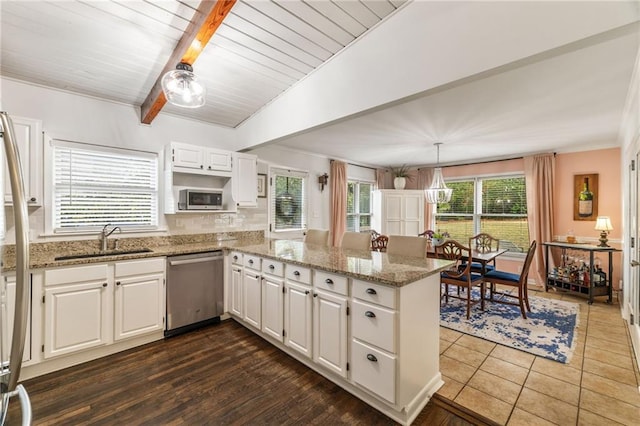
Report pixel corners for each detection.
[542,241,620,304]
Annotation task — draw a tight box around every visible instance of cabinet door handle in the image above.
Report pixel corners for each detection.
[366,288,377,295]
[200,165,203,169]
[233,256,238,261]
[305,290,310,295]
[313,293,318,298]
[248,259,254,264]
[294,271,300,276]
[366,354,378,362]
[365,311,376,318]
[102,283,108,287]
[269,264,275,270]
[29,197,36,202]
[116,281,121,286]
[325,278,333,285]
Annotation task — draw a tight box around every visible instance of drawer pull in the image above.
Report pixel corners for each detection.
[294,271,300,276]
[365,311,376,318]
[305,290,310,295]
[313,293,318,298]
[366,354,378,362]
[325,278,334,285]
[366,288,377,295]
[269,264,275,270]
[248,259,254,264]
[116,281,121,286]
[233,256,238,261]
[102,283,108,287]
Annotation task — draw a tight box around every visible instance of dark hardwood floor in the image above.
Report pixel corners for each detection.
[8,320,492,425]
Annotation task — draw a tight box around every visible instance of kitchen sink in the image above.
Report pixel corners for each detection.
[54,248,153,261]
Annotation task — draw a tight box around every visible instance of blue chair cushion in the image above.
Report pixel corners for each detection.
[460,262,495,272]
[484,269,519,283]
[441,272,483,281]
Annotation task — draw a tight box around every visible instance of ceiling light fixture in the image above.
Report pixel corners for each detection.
[425,142,453,204]
[161,62,206,108]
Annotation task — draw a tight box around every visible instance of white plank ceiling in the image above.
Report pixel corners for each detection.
[0,0,405,127]
[1,1,638,167]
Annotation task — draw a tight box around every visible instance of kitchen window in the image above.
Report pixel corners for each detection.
[347,180,372,232]
[50,140,158,232]
[270,168,307,232]
[434,175,529,253]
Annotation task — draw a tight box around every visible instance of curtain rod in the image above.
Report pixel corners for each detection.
[330,159,378,171]
[418,152,556,169]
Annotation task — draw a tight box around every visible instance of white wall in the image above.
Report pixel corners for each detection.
[0,78,268,242]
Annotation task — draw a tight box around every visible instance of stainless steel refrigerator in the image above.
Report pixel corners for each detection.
[0,112,32,424]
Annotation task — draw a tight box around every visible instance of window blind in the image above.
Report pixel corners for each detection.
[53,142,158,230]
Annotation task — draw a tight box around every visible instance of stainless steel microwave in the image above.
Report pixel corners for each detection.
[178,189,223,210]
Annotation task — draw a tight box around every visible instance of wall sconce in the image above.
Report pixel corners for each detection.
[318,173,329,192]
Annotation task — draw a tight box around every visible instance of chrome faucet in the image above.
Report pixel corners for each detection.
[100,224,121,251]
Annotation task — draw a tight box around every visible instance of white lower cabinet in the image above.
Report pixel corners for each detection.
[312,273,348,378]
[243,268,262,329]
[114,258,165,341]
[351,339,397,404]
[230,265,243,317]
[261,260,284,341]
[2,274,32,363]
[284,266,312,358]
[43,258,166,359]
[43,264,111,359]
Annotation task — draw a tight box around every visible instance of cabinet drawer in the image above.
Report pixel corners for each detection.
[45,264,109,286]
[351,299,396,353]
[285,265,311,284]
[243,255,261,270]
[262,259,284,277]
[314,271,348,295]
[351,339,396,404]
[115,258,164,277]
[230,252,242,265]
[352,280,396,309]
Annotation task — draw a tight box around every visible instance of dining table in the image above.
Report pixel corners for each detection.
[427,244,508,274]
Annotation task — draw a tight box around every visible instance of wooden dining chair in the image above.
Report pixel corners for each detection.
[483,240,537,319]
[436,240,485,319]
[386,235,428,257]
[371,235,389,252]
[304,229,329,246]
[339,231,371,251]
[466,233,500,274]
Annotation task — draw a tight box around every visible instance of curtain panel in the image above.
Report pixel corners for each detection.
[330,160,347,247]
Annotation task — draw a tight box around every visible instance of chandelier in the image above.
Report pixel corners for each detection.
[425,142,452,204]
[161,62,206,108]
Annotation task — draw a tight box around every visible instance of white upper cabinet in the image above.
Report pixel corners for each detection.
[232,152,257,208]
[372,190,425,236]
[4,116,43,206]
[167,142,232,176]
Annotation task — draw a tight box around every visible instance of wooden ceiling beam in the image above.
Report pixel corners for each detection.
[140,0,237,125]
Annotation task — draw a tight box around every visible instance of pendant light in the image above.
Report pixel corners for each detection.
[161,62,206,108]
[425,142,453,204]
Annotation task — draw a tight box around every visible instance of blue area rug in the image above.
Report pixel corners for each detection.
[440,289,580,363]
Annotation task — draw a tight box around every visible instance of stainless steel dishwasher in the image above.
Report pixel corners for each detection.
[165,251,224,336]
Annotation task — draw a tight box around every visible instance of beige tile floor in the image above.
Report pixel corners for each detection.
[436,287,640,425]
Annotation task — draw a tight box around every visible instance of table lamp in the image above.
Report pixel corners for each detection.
[594,216,613,247]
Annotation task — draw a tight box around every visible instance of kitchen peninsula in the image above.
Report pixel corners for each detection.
[4,234,451,425]
[229,239,452,425]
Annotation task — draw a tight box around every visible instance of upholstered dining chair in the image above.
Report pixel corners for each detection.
[340,231,372,251]
[386,235,428,257]
[482,240,537,319]
[304,229,330,246]
[371,235,389,252]
[437,240,485,319]
[465,233,500,274]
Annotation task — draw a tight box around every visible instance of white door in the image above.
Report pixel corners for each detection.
[230,266,243,317]
[384,193,403,235]
[630,150,640,354]
[44,281,110,358]
[243,271,261,329]
[403,192,424,235]
[313,290,348,377]
[284,281,312,358]
[114,273,164,340]
[261,275,283,341]
[171,142,204,170]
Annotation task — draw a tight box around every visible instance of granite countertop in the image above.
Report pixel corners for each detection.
[2,234,452,287]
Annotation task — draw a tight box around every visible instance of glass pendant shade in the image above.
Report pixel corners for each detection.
[425,167,452,204]
[424,143,452,204]
[161,62,206,108]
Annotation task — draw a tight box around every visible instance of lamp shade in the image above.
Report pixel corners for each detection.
[161,62,206,108]
[425,168,452,204]
[594,216,613,231]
